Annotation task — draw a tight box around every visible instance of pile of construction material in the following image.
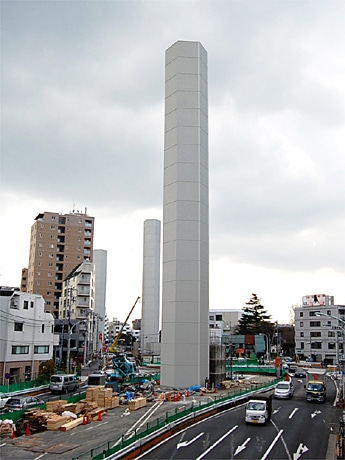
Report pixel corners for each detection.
[0,419,15,437]
[12,387,124,437]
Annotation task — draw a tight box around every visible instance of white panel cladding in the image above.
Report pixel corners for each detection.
[161,40,209,389]
[141,219,161,352]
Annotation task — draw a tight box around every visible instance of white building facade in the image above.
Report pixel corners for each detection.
[295,294,345,365]
[58,261,95,365]
[0,287,58,385]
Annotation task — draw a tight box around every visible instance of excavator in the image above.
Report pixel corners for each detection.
[106,296,140,384]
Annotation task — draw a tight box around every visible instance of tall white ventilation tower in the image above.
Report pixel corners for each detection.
[160,41,209,388]
[141,219,161,354]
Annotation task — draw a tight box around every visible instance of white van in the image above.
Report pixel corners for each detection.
[49,374,79,394]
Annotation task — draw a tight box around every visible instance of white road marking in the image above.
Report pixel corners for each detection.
[234,437,251,456]
[261,429,283,460]
[289,408,299,419]
[177,432,204,449]
[195,425,238,460]
[293,442,309,460]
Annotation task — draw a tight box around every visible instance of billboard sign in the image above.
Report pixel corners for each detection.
[302,294,326,306]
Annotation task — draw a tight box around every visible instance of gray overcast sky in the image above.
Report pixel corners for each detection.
[1,0,344,323]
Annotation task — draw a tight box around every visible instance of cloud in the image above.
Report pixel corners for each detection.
[1,0,344,322]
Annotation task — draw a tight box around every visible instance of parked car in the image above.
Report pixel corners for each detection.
[294,368,307,378]
[4,396,45,411]
[49,374,79,394]
[0,393,11,409]
[274,381,294,399]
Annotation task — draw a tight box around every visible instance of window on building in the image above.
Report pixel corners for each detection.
[23,300,29,309]
[49,244,54,249]
[328,331,335,337]
[310,321,321,327]
[300,332,304,337]
[10,299,19,309]
[339,309,345,315]
[300,322,304,327]
[41,324,45,333]
[310,331,321,337]
[215,315,222,321]
[328,343,336,350]
[12,345,29,354]
[311,342,322,349]
[14,323,23,331]
[309,311,320,317]
[50,234,55,239]
[50,225,55,229]
[301,342,304,349]
[24,366,31,381]
[51,215,56,220]
[30,301,34,308]
[48,281,52,286]
[48,272,52,277]
[299,312,303,317]
[34,345,49,354]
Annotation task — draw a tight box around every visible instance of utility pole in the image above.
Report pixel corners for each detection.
[66,286,78,374]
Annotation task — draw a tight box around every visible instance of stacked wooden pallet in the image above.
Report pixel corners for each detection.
[47,415,71,431]
[128,397,147,411]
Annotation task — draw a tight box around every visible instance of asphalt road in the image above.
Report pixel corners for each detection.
[0,373,341,460]
[137,375,341,460]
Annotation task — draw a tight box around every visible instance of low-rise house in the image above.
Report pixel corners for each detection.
[0,286,59,384]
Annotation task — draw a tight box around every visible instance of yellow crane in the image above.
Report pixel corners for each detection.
[108,296,140,353]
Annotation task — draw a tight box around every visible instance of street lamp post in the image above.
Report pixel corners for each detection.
[316,312,345,403]
[67,321,84,374]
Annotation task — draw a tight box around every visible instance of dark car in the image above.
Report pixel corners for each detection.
[294,368,307,378]
[4,396,45,411]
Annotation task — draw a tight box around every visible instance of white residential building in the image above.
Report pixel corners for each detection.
[58,261,95,365]
[0,286,58,385]
[295,294,345,365]
[209,309,244,338]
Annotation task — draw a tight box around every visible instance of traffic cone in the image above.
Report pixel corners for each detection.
[10,426,15,439]
[82,415,88,425]
[285,371,290,381]
[185,390,190,398]
[97,411,102,421]
[25,424,31,436]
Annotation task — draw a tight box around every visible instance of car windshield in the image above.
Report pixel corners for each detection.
[276,383,289,390]
[7,398,21,405]
[247,402,265,410]
[51,376,62,383]
[307,383,323,391]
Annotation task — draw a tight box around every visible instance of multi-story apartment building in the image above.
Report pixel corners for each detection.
[295,294,345,365]
[57,261,95,367]
[0,286,59,385]
[22,210,95,318]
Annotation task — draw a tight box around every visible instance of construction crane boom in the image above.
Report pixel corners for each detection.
[108,296,140,353]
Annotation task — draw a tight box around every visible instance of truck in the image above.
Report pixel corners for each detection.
[87,373,106,387]
[245,395,272,425]
[305,368,327,403]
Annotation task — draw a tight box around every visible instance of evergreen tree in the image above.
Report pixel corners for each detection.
[237,293,273,335]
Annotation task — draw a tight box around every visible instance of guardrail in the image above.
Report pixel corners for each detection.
[71,378,280,460]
